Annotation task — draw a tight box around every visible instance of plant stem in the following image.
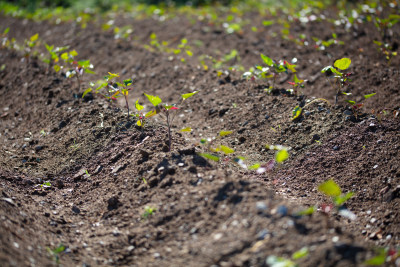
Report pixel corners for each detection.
[166,112,172,152]
[76,75,81,92]
[124,94,130,118]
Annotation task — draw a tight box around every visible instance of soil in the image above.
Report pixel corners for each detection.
[0,5,399,267]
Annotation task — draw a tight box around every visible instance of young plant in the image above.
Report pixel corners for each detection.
[44,44,69,72]
[288,74,306,96]
[61,50,95,92]
[266,247,309,267]
[321,57,352,105]
[144,91,197,151]
[83,73,132,117]
[243,54,296,92]
[318,179,356,220]
[23,33,39,62]
[46,244,65,264]
[142,206,156,219]
[365,247,400,266]
[345,92,376,118]
[373,40,397,66]
[198,130,236,163]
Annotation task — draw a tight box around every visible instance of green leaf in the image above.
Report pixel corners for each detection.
[334,192,354,206]
[135,99,144,111]
[218,145,235,154]
[295,206,316,216]
[364,93,376,99]
[3,27,9,34]
[60,52,69,61]
[276,149,289,163]
[53,245,65,254]
[262,20,274,26]
[261,54,274,66]
[292,247,309,260]
[53,65,61,72]
[69,50,78,57]
[198,153,220,162]
[144,93,162,106]
[150,33,157,39]
[182,91,198,100]
[84,69,96,74]
[318,179,341,197]
[145,109,157,118]
[345,100,356,105]
[364,248,387,266]
[219,130,233,137]
[82,88,92,98]
[266,256,296,267]
[248,163,260,170]
[334,58,351,70]
[180,127,192,132]
[124,79,133,86]
[293,74,300,84]
[292,106,302,120]
[30,33,39,42]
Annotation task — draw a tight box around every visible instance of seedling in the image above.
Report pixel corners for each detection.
[70,140,80,151]
[23,33,39,62]
[44,44,69,72]
[365,247,400,266]
[46,244,65,264]
[373,40,397,66]
[321,57,352,105]
[243,54,296,92]
[142,206,156,219]
[61,50,95,91]
[345,93,376,118]
[198,130,235,163]
[39,181,51,188]
[318,179,356,220]
[266,247,309,267]
[84,73,132,117]
[288,74,306,96]
[143,91,197,151]
[312,33,344,51]
[292,98,331,121]
[1,27,10,48]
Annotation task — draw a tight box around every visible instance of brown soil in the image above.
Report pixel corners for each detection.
[0,5,399,267]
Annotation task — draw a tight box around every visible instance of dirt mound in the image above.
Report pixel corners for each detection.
[0,4,399,266]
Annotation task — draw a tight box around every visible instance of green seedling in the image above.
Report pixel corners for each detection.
[267,247,309,267]
[312,33,344,51]
[243,54,296,91]
[44,44,69,71]
[198,130,234,163]
[292,98,331,121]
[61,50,95,91]
[23,33,39,62]
[40,129,46,137]
[39,181,51,188]
[1,27,10,48]
[318,179,356,220]
[321,57,352,105]
[142,206,156,219]
[373,40,397,66]
[84,73,132,117]
[373,14,400,41]
[288,74,306,95]
[70,140,80,151]
[365,247,400,266]
[345,93,376,117]
[46,244,65,264]
[144,91,197,151]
